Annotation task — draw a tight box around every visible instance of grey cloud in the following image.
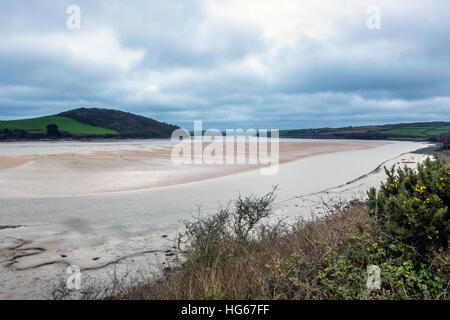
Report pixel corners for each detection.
[0,0,449,129]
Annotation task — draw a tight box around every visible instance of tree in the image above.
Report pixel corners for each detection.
[46,124,60,137]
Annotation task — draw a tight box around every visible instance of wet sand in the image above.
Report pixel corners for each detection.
[0,156,30,170]
[0,140,375,198]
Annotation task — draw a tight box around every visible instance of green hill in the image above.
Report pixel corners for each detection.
[0,115,118,135]
[59,108,179,138]
[0,108,179,140]
[379,125,450,137]
[280,122,450,141]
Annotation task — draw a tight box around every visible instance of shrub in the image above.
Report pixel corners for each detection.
[46,124,60,136]
[177,188,277,266]
[368,156,450,252]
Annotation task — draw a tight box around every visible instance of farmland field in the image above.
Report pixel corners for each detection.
[379,125,450,137]
[280,123,450,140]
[0,115,118,135]
[379,127,428,137]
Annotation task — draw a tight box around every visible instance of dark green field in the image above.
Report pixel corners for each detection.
[280,122,450,140]
[379,125,450,137]
[0,115,118,135]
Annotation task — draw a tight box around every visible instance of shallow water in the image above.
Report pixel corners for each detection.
[0,139,428,225]
[0,139,176,156]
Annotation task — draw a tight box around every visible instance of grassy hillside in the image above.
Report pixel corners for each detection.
[379,125,450,137]
[0,108,179,139]
[59,108,179,139]
[281,122,450,141]
[0,115,118,135]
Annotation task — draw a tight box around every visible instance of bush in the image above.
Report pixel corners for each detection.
[368,156,450,252]
[177,188,277,266]
[46,124,60,137]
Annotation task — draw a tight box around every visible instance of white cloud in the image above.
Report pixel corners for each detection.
[0,29,145,71]
[65,29,145,71]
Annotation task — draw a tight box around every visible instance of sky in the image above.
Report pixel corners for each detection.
[0,0,449,130]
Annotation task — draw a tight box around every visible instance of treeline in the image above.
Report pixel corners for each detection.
[0,128,118,140]
[279,129,390,140]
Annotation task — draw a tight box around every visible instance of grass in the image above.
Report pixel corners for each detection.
[0,115,118,135]
[379,127,429,137]
[425,126,450,136]
[280,124,450,140]
[379,126,450,137]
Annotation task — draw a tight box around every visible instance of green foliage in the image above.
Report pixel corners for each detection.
[368,156,450,251]
[379,126,450,137]
[280,123,450,140]
[316,231,447,299]
[46,124,60,137]
[0,115,118,135]
[271,221,449,300]
[379,127,429,137]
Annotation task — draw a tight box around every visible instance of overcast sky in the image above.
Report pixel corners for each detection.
[0,0,449,129]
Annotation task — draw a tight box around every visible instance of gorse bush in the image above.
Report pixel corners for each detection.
[368,156,450,251]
